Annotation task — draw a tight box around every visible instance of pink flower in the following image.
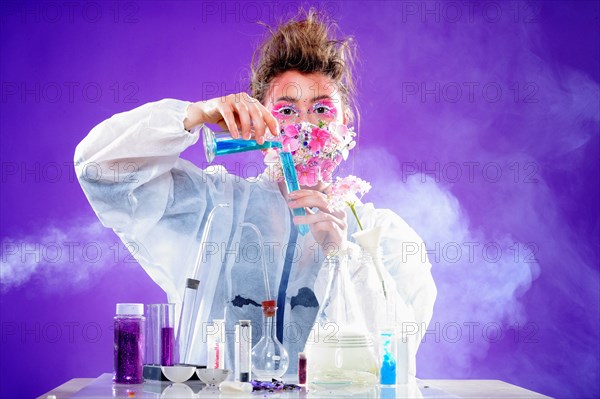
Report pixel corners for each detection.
[308,127,330,152]
[307,156,320,167]
[328,175,371,209]
[282,136,300,152]
[328,122,348,144]
[297,164,319,187]
[283,124,299,138]
[320,159,337,183]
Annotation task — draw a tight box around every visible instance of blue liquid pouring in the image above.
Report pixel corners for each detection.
[279,151,309,236]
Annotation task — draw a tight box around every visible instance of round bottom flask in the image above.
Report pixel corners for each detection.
[251,300,289,379]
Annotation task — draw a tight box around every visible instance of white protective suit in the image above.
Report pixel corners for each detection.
[74,99,437,376]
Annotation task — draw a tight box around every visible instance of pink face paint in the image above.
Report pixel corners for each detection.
[311,100,338,118]
[272,103,300,120]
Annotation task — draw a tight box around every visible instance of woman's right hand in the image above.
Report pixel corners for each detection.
[184,92,280,145]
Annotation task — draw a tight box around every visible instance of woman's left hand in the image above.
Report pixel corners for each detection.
[287,190,347,253]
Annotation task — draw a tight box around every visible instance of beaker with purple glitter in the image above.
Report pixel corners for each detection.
[114,303,145,384]
[145,303,175,367]
[161,304,175,366]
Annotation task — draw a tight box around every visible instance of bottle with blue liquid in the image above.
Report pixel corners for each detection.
[198,125,309,236]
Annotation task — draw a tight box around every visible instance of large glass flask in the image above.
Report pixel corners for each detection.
[304,256,379,387]
[251,300,289,379]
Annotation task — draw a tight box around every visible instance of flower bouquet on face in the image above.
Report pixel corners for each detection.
[262,121,356,186]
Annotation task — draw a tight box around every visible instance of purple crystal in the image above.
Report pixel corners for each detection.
[251,379,301,392]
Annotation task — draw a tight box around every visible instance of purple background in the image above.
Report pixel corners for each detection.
[1,1,598,398]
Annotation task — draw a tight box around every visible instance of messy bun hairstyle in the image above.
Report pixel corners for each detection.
[250,7,359,128]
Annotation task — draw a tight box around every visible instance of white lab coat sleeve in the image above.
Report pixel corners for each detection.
[73,99,236,303]
[73,99,197,232]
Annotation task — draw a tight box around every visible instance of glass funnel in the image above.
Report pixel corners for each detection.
[251,300,289,379]
[200,125,282,163]
[303,255,379,387]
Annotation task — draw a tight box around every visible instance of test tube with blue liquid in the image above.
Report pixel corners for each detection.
[380,328,397,386]
[198,125,308,235]
[279,148,309,236]
[200,125,283,163]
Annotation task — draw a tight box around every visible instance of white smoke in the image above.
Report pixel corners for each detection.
[352,145,541,370]
[0,218,131,293]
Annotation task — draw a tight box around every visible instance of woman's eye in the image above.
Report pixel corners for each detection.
[277,106,297,116]
[314,105,332,114]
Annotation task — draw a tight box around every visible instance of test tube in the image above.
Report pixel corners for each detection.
[279,150,309,236]
[161,304,175,366]
[200,126,282,163]
[298,352,307,385]
[176,278,199,364]
[379,328,397,386]
[145,304,161,366]
[235,320,252,382]
[396,330,410,385]
[146,304,176,367]
[207,319,226,369]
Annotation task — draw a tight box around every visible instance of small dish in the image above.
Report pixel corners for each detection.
[196,368,232,385]
[161,365,197,383]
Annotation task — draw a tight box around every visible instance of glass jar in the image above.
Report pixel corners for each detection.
[113,303,145,384]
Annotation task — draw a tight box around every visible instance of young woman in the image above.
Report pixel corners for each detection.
[75,8,436,377]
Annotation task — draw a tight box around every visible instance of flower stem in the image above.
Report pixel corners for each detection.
[348,202,363,231]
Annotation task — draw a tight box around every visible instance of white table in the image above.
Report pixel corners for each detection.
[38,373,553,398]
